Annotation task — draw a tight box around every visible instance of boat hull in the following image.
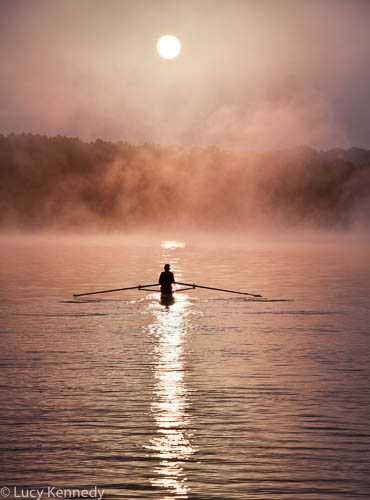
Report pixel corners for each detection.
[160,292,174,305]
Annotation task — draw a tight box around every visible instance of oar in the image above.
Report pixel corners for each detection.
[73,284,159,298]
[175,282,262,297]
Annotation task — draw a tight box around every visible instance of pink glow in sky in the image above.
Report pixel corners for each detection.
[1,0,369,151]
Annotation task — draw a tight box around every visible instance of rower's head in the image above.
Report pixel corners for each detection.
[164,264,170,271]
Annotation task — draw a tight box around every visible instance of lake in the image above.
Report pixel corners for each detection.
[1,234,370,500]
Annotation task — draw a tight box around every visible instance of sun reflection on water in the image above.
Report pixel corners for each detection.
[161,241,186,250]
[146,291,196,498]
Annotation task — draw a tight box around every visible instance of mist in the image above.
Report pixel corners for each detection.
[1,1,370,235]
[1,0,370,151]
[1,134,369,233]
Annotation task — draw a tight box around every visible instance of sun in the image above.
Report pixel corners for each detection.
[156,35,181,60]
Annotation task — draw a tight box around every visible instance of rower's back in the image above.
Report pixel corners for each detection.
[159,264,175,294]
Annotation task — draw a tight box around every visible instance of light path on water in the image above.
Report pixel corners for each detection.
[0,235,370,499]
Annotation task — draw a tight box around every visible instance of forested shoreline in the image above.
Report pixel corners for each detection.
[1,134,370,231]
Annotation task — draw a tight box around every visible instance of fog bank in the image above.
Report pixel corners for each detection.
[1,134,370,233]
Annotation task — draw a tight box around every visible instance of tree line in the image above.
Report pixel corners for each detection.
[1,133,369,231]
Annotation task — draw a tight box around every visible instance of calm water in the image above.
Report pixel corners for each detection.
[1,235,370,500]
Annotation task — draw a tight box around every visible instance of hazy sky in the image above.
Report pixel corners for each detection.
[1,0,369,151]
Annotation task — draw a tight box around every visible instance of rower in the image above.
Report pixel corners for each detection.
[159,264,175,295]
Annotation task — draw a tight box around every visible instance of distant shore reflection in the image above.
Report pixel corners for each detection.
[147,293,195,498]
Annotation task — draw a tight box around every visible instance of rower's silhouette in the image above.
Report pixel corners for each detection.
[159,264,175,295]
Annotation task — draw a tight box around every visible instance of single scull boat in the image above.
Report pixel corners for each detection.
[73,282,262,298]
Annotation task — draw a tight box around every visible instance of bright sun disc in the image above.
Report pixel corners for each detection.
[157,35,181,59]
